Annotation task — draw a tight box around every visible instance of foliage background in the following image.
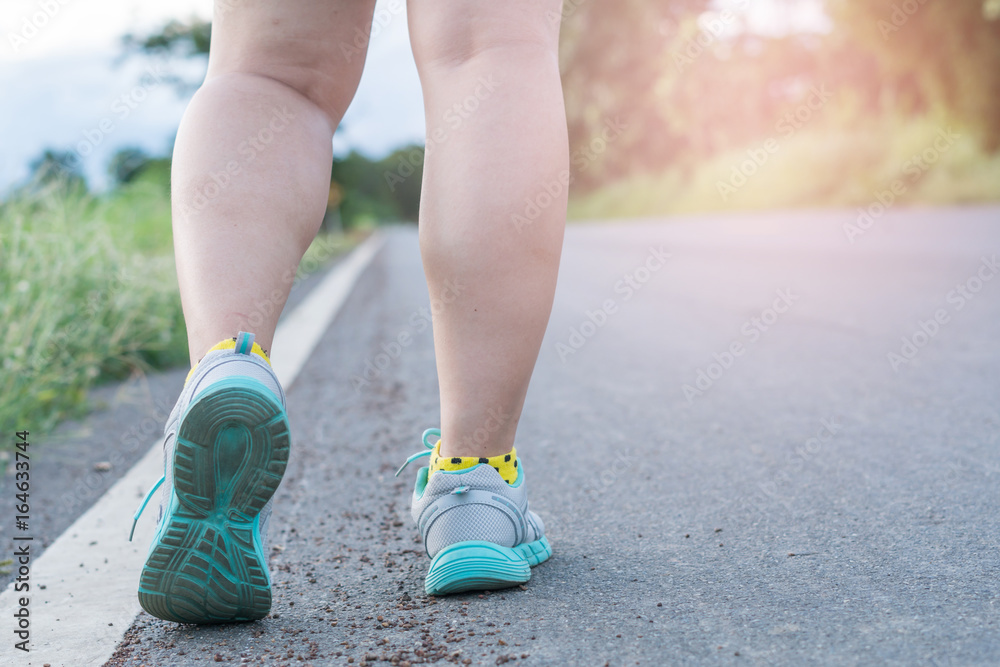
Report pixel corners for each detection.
[559,0,1000,216]
[3,0,999,434]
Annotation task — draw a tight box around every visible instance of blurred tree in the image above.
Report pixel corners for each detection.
[826,0,1000,149]
[556,0,1000,195]
[108,147,152,185]
[330,146,423,227]
[123,18,211,57]
[559,0,711,189]
[120,18,211,94]
[28,150,87,189]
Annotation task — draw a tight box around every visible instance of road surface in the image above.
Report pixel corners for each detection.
[19,207,1000,666]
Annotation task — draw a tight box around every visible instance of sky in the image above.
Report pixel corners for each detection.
[0,0,830,194]
[0,0,425,192]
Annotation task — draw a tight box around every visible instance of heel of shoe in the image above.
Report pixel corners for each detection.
[425,538,552,595]
[138,376,288,624]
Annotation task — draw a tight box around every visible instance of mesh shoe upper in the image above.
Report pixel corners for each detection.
[408,454,545,559]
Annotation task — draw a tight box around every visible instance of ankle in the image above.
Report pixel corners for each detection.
[185,331,274,386]
[429,439,519,485]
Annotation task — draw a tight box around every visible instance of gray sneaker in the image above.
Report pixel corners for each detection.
[396,428,551,595]
[130,331,289,623]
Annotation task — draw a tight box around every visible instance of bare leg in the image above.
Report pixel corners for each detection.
[408,0,568,457]
[171,0,377,365]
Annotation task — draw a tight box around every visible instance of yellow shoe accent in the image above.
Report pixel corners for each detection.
[185,336,271,385]
[428,438,519,485]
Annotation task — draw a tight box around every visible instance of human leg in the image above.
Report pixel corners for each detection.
[399,0,567,595]
[407,0,569,458]
[137,0,378,623]
[171,0,378,364]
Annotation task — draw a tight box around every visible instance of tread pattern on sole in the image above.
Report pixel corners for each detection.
[425,537,552,596]
[138,380,289,624]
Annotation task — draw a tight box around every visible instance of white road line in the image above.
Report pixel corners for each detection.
[0,233,384,667]
[270,233,383,386]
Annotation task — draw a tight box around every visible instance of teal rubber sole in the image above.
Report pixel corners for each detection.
[425,537,552,596]
[138,378,289,624]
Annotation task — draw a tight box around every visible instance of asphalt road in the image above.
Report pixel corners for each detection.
[106,207,1000,666]
[0,238,357,593]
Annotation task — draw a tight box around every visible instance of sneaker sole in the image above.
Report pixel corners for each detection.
[424,537,552,595]
[138,377,290,624]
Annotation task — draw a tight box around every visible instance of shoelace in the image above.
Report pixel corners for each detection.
[395,427,440,477]
[396,428,471,495]
[129,474,166,541]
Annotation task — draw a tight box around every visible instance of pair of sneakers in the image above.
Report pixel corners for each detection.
[130,332,550,624]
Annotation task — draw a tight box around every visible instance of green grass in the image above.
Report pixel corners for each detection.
[1,175,188,435]
[569,116,1000,219]
[0,170,362,438]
